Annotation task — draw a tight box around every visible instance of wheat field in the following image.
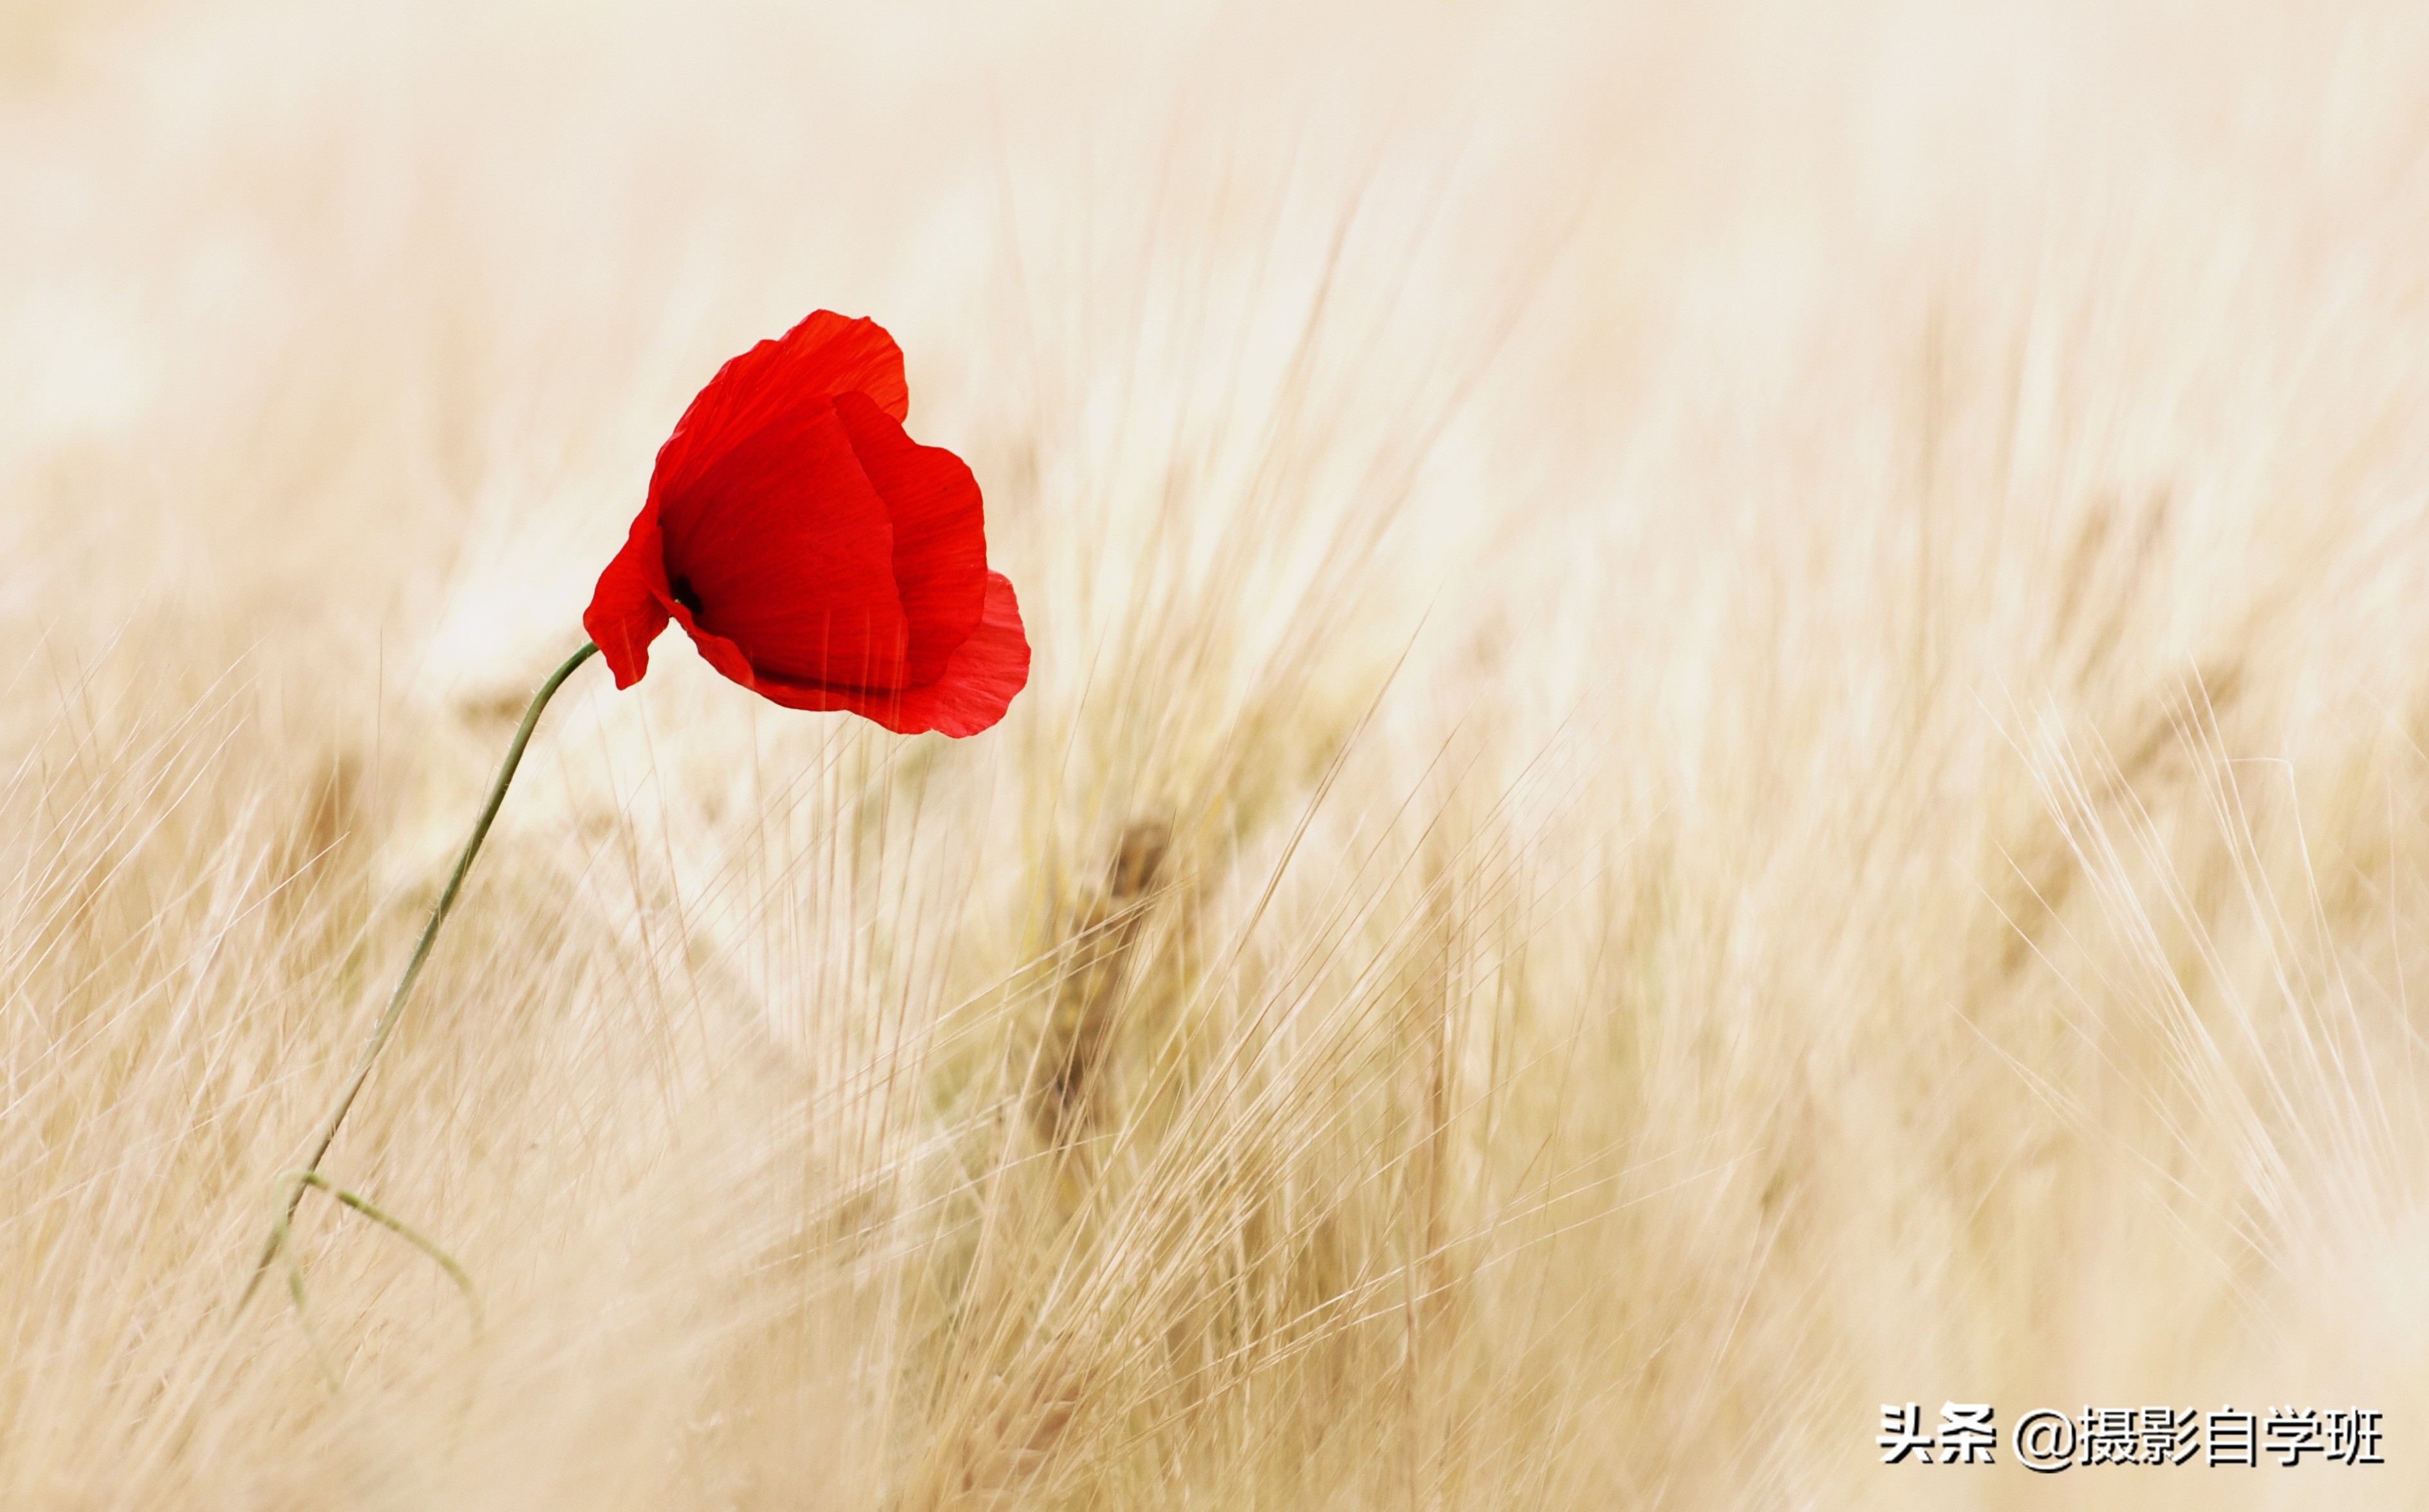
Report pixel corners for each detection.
[6,1,2428,1507]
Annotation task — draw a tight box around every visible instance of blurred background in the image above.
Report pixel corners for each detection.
[6,1,2429,1506]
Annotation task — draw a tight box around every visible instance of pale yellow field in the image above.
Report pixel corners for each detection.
[6,1,2428,1506]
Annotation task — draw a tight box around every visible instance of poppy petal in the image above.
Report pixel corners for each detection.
[748,571,1029,737]
[657,396,912,692]
[650,311,910,502]
[889,570,1030,737]
[830,391,987,685]
[665,600,765,692]
[582,504,674,689]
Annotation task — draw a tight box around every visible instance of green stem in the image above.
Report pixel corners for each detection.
[240,640,600,1310]
[275,1168,486,1351]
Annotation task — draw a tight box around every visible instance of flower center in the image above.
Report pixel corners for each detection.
[670,576,705,616]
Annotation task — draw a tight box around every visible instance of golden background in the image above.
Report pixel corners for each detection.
[4,1,2424,1506]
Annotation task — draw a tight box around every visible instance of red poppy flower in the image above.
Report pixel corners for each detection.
[583,310,1029,737]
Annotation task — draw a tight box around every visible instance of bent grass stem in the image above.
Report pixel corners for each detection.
[239,640,600,1317]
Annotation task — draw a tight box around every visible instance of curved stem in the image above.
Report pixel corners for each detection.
[240,640,600,1309]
